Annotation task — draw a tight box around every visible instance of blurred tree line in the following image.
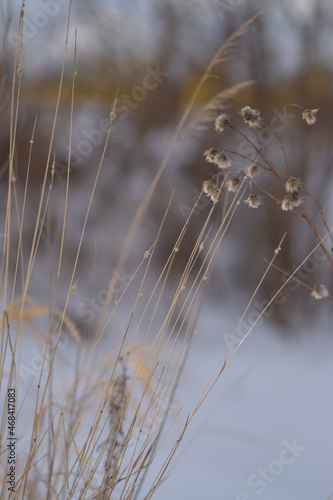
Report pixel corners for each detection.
[1,0,333,326]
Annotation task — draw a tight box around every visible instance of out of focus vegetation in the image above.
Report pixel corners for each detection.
[1,0,333,325]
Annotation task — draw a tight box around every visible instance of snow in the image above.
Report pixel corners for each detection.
[145,300,333,499]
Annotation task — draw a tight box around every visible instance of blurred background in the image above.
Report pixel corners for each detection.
[1,1,333,498]
[1,0,333,330]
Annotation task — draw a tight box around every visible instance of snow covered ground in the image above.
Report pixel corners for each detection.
[150,300,333,500]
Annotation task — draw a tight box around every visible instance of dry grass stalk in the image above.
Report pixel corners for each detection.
[1,6,332,500]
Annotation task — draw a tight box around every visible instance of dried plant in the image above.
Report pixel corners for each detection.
[0,5,331,500]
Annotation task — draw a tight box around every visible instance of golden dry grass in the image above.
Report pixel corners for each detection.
[0,3,332,499]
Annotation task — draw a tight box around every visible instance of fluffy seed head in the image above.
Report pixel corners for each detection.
[214,152,232,169]
[240,106,261,128]
[244,193,263,208]
[203,148,218,164]
[302,108,319,125]
[215,113,231,132]
[310,283,329,300]
[280,193,303,211]
[285,176,302,194]
[203,180,219,203]
[246,163,258,178]
[203,148,232,169]
[227,178,240,193]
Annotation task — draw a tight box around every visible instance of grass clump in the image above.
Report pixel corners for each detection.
[0,4,332,499]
